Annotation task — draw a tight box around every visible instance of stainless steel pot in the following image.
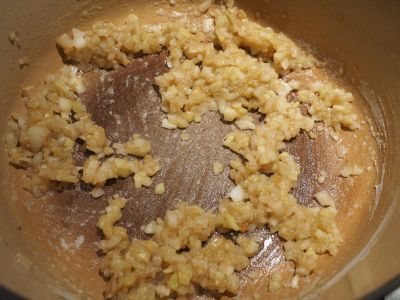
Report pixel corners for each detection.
[0,1,399,299]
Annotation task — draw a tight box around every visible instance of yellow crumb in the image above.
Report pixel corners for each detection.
[8,31,20,46]
[337,145,348,158]
[314,190,335,207]
[155,182,166,195]
[198,0,212,14]
[212,161,224,175]
[340,165,363,177]
[317,170,327,184]
[18,56,30,68]
[180,132,190,141]
[269,272,282,292]
[91,187,105,198]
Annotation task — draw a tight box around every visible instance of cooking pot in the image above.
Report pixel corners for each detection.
[0,0,399,299]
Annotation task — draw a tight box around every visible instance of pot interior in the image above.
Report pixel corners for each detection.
[0,0,399,299]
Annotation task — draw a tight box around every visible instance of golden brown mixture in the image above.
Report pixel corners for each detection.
[7,2,363,299]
